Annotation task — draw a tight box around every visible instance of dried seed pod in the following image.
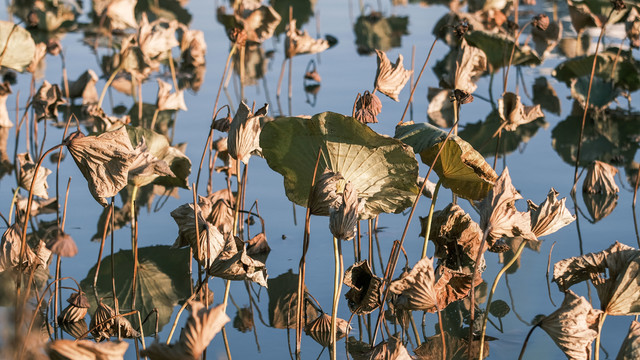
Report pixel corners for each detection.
[354,91,382,124]
[58,304,88,323]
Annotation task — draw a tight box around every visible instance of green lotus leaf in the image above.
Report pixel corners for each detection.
[260,112,419,219]
[125,126,191,188]
[571,76,621,111]
[80,245,191,334]
[553,48,640,92]
[395,122,497,200]
[464,30,541,71]
[0,21,36,72]
[580,0,629,25]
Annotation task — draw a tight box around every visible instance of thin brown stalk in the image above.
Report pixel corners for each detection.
[503,22,531,95]
[546,242,557,307]
[53,177,71,329]
[467,227,490,360]
[399,38,438,125]
[633,167,640,247]
[93,205,114,302]
[75,310,139,341]
[572,10,614,192]
[213,44,237,120]
[517,324,539,360]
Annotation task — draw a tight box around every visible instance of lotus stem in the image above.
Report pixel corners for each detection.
[572,9,614,192]
[517,323,539,360]
[223,280,231,310]
[166,275,210,344]
[436,304,446,360]
[97,66,122,109]
[53,178,71,330]
[478,239,527,359]
[222,326,233,360]
[330,236,342,360]
[8,186,19,224]
[240,45,245,101]
[409,312,422,346]
[222,280,233,360]
[110,197,119,320]
[168,49,179,91]
[633,167,640,247]
[421,179,442,259]
[546,242,557,307]
[136,311,146,352]
[594,313,608,360]
[399,37,438,125]
[503,22,531,95]
[213,44,237,120]
[149,108,160,131]
[130,185,139,308]
[94,205,113,302]
[56,113,73,231]
[467,226,490,360]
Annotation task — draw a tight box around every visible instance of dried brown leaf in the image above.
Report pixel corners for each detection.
[18,152,52,199]
[374,50,412,101]
[617,321,640,360]
[128,139,175,187]
[64,127,137,207]
[527,188,575,238]
[498,92,544,131]
[47,339,129,360]
[241,5,281,44]
[344,260,383,314]
[46,230,78,257]
[0,82,13,128]
[137,13,179,60]
[309,169,343,216]
[170,202,226,268]
[354,91,382,124]
[228,102,266,164]
[583,161,619,194]
[329,182,365,241]
[539,290,603,360]
[0,223,38,272]
[285,19,330,58]
[304,313,350,347]
[63,70,99,105]
[157,79,187,112]
[179,302,230,358]
[32,80,65,121]
[207,235,268,287]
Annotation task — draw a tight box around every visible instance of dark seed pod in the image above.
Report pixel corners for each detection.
[58,304,88,324]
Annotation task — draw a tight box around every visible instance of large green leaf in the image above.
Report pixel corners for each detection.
[464,30,541,71]
[125,126,191,188]
[80,245,191,334]
[0,21,36,72]
[395,122,497,200]
[260,112,419,219]
[553,48,640,92]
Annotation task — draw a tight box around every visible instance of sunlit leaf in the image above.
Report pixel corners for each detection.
[374,49,412,101]
[583,160,619,194]
[304,313,350,347]
[46,339,128,360]
[0,21,36,72]
[17,152,52,199]
[527,188,575,238]
[617,321,640,360]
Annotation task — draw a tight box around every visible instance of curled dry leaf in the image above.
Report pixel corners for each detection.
[208,235,268,287]
[64,127,137,207]
[90,300,140,342]
[17,152,52,199]
[58,291,90,324]
[553,241,640,315]
[0,223,38,272]
[527,188,575,238]
[354,90,382,124]
[102,0,137,30]
[46,339,129,360]
[170,202,226,268]
[389,257,476,313]
[329,182,365,241]
[0,82,12,128]
[228,102,267,164]
[374,50,412,101]
[617,321,640,360]
[26,42,47,74]
[235,5,281,44]
[247,232,270,261]
[423,203,483,269]
[309,169,343,216]
[583,160,619,194]
[440,39,487,95]
[498,92,544,132]
[63,70,99,105]
[137,13,179,61]
[344,260,383,314]
[478,167,537,243]
[128,139,176,187]
[539,290,603,360]
[414,331,489,360]
[157,79,187,112]
[46,230,78,257]
[201,188,235,235]
[32,80,65,121]
[304,313,350,347]
[180,27,207,68]
[285,19,330,58]
[366,337,412,360]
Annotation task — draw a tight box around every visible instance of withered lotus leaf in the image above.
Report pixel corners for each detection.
[423,203,483,269]
[17,152,52,199]
[200,189,235,235]
[553,241,640,315]
[180,302,230,358]
[170,203,226,268]
[304,313,351,347]
[583,192,618,223]
[0,223,38,272]
[156,79,187,112]
[46,230,78,257]
[395,121,497,200]
[617,321,640,360]
[329,182,365,241]
[26,40,47,75]
[440,39,487,94]
[64,127,137,207]
[374,50,412,101]
[128,140,175,187]
[63,70,99,105]
[365,337,412,360]
[539,290,603,360]
[246,232,270,262]
[389,257,475,312]
[102,0,137,30]
[59,319,89,340]
[32,80,65,121]
[354,90,382,124]
[137,13,179,61]
[260,112,419,219]
[90,300,139,342]
[228,102,267,164]
[267,270,318,329]
[236,5,281,44]
[308,169,343,216]
[479,167,537,242]
[207,235,268,287]
[0,21,36,72]
[414,331,489,360]
[179,27,207,68]
[46,339,128,360]
[58,304,88,324]
[285,19,330,58]
[498,92,544,131]
[583,161,619,194]
[527,188,575,238]
[343,260,383,315]
[0,82,13,127]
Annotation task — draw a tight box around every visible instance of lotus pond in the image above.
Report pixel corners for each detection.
[0,0,639,359]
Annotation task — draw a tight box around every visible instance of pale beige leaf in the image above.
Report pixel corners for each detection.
[498,92,544,131]
[539,290,602,360]
[441,39,487,94]
[309,169,343,216]
[329,181,365,241]
[47,339,129,360]
[304,313,350,347]
[527,188,575,238]
[156,79,187,111]
[374,50,412,101]
[583,161,619,194]
[63,70,99,105]
[179,27,206,68]
[366,337,412,360]
[128,139,175,187]
[617,321,640,360]
[207,235,268,287]
[64,127,137,207]
[180,302,230,358]
[137,13,179,60]
[104,0,137,30]
[228,102,266,164]
[242,5,281,43]
[0,82,12,128]
[285,19,330,58]
[0,223,38,272]
[32,80,65,121]
[46,231,78,257]
[479,167,537,242]
[199,189,235,235]
[17,152,52,199]
[170,202,226,268]
[26,43,47,74]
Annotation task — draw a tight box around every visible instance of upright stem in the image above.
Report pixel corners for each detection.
[399,38,438,125]
[330,236,342,360]
[478,239,527,359]
[97,67,121,109]
[594,313,607,360]
[518,324,539,360]
[421,179,442,258]
[503,23,531,95]
[130,185,139,308]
